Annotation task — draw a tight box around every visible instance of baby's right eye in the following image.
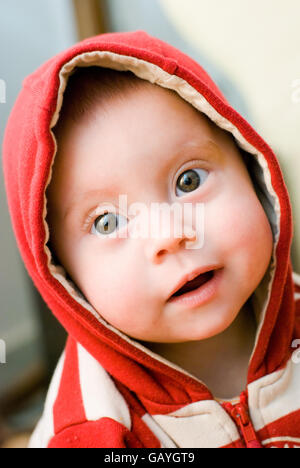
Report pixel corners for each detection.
[91,212,128,237]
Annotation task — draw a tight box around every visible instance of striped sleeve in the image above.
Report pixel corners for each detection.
[28,336,167,448]
[28,337,140,448]
[48,417,141,448]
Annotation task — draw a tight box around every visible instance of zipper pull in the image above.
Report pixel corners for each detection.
[222,394,262,448]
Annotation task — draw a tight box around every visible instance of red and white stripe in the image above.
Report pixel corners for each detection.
[29,338,300,448]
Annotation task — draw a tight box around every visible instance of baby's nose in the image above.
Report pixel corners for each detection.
[145,225,197,264]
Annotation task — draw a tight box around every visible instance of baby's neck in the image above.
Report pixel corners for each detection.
[140,301,257,400]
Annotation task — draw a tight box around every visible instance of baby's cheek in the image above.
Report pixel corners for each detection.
[209,191,273,262]
[206,196,248,253]
[89,269,146,325]
[236,193,273,256]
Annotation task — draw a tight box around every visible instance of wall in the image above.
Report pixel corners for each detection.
[0,0,77,394]
[159,0,300,271]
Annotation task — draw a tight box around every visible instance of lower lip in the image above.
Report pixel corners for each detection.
[167,268,224,309]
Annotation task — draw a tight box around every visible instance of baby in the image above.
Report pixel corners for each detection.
[3,31,300,448]
[46,66,272,399]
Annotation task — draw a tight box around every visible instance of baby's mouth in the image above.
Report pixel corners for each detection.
[169,270,215,299]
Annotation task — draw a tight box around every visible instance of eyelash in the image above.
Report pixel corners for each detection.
[82,211,100,232]
[82,159,211,234]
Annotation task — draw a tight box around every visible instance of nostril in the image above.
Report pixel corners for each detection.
[157,249,167,258]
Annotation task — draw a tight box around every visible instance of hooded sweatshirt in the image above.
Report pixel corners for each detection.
[2,30,300,449]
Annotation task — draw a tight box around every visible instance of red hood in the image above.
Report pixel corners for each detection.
[2,30,299,406]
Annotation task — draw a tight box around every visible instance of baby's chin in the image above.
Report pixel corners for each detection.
[128,318,237,344]
[152,304,245,344]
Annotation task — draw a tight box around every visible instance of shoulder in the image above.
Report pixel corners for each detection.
[28,339,131,448]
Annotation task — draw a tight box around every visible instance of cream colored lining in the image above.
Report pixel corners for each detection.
[42,51,281,400]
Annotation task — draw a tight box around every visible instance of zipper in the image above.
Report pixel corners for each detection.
[222,391,262,448]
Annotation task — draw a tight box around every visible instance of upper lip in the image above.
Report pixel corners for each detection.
[167,264,222,301]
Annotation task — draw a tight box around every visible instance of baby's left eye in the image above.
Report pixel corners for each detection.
[175,168,209,197]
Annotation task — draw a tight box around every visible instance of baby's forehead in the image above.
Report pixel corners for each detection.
[54,65,221,133]
[51,67,247,189]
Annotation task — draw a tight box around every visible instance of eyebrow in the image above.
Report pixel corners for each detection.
[63,187,118,222]
[63,139,223,221]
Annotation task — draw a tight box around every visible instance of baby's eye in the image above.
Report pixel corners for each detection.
[91,212,128,237]
[175,168,209,197]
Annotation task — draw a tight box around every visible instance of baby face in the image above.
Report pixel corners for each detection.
[46,83,273,343]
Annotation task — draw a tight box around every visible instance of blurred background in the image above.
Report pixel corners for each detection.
[0,0,299,448]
